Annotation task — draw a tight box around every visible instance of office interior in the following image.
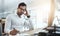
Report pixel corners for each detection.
[0,0,60,36]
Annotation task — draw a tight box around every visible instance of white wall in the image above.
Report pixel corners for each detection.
[0,0,51,29]
[30,0,51,29]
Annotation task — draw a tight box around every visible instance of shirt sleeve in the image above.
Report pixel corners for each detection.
[28,19,34,30]
[24,15,34,30]
[4,15,12,33]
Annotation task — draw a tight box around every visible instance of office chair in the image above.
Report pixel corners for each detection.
[0,23,2,36]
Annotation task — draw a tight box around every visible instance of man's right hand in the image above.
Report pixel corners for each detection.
[10,28,19,35]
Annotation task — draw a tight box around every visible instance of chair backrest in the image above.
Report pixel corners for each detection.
[0,23,2,36]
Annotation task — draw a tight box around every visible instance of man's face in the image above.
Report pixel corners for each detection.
[17,6,26,15]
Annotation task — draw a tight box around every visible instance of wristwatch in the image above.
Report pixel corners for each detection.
[27,15,30,18]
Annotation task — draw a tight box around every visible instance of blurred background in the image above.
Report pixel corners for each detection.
[0,0,51,29]
[0,0,60,36]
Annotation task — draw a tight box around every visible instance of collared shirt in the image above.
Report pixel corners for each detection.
[4,13,33,33]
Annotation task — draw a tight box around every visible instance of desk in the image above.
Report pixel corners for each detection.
[44,27,55,36]
[46,27,54,32]
[8,28,48,36]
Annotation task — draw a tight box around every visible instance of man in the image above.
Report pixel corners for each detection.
[4,2,33,35]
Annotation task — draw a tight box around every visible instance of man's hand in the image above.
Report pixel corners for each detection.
[10,28,19,35]
[24,9,29,16]
[24,9,30,18]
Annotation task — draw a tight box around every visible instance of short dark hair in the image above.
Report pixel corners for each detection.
[18,2,26,8]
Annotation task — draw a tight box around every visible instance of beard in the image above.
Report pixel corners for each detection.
[17,12,23,16]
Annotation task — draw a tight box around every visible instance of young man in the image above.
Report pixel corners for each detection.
[4,2,33,35]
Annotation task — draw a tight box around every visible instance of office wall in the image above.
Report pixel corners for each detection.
[30,0,51,28]
[0,0,51,29]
